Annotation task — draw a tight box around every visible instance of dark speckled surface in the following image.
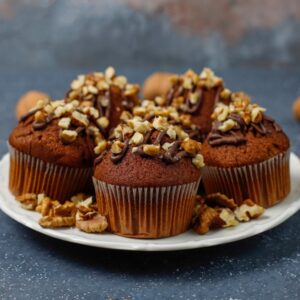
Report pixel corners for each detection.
[1,68,300,300]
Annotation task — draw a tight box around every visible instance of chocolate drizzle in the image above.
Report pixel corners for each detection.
[185,90,202,113]
[20,108,41,122]
[110,139,130,163]
[208,113,283,147]
[166,78,222,116]
[162,141,188,163]
[94,150,108,166]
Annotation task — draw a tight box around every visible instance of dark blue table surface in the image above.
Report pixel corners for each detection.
[1,68,300,300]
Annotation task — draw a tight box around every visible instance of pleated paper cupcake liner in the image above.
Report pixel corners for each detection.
[93,178,201,239]
[9,145,93,202]
[202,151,291,207]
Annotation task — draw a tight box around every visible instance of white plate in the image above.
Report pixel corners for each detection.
[0,153,300,252]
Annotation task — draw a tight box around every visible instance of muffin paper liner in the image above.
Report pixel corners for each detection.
[8,145,93,202]
[93,178,201,239]
[202,151,290,207]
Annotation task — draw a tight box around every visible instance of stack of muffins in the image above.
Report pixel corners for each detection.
[8,67,291,239]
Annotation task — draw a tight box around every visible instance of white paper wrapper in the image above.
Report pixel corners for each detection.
[202,151,290,207]
[93,178,200,239]
[9,145,93,202]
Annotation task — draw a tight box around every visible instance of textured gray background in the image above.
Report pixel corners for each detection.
[1,0,300,71]
[1,1,300,299]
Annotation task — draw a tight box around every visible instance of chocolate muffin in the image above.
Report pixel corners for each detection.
[65,67,140,136]
[93,110,204,238]
[9,99,106,201]
[165,68,229,138]
[202,93,290,207]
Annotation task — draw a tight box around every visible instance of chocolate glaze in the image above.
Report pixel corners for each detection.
[19,108,41,122]
[110,139,130,163]
[94,150,108,166]
[32,121,47,130]
[208,113,283,147]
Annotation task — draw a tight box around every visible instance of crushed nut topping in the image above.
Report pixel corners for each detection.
[208,92,282,147]
[193,194,265,235]
[65,67,140,132]
[19,99,110,154]
[166,68,224,114]
[105,108,204,168]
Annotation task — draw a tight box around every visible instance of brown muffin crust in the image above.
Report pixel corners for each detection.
[9,117,95,168]
[202,126,290,168]
[94,146,200,187]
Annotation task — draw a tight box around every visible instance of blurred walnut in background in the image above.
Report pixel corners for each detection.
[142,72,174,99]
[16,91,50,120]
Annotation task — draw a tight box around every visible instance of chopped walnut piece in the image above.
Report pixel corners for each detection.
[37,198,76,228]
[120,111,132,121]
[128,119,150,134]
[179,114,192,127]
[205,193,237,210]
[218,119,236,132]
[105,66,115,80]
[172,97,184,109]
[133,106,147,116]
[199,68,223,88]
[194,204,225,235]
[192,154,205,168]
[166,126,176,139]
[218,208,238,227]
[97,116,109,129]
[94,140,108,155]
[39,216,75,228]
[111,140,124,154]
[58,117,71,129]
[143,144,160,156]
[36,196,52,216]
[152,116,169,131]
[234,199,265,222]
[71,111,89,127]
[60,130,78,144]
[34,111,46,123]
[82,107,99,119]
[251,107,264,123]
[173,126,189,140]
[53,201,76,217]
[130,132,144,145]
[194,204,238,235]
[181,138,202,155]
[220,88,231,99]
[16,193,37,210]
[76,211,108,233]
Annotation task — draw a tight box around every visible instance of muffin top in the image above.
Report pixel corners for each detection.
[202,93,290,167]
[65,67,140,135]
[94,104,204,187]
[164,68,229,134]
[9,99,107,168]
